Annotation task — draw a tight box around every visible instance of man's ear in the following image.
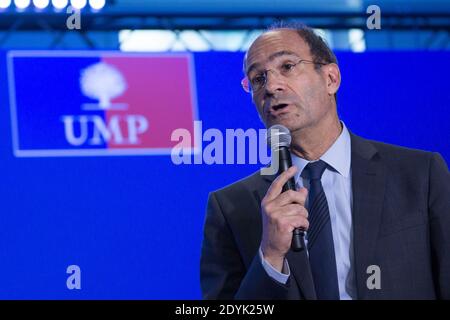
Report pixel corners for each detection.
[326,63,341,96]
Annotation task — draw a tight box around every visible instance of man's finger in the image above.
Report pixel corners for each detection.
[272,203,309,218]
[274,188,308,207]
[277,215,310,233]
[264,166,298,202]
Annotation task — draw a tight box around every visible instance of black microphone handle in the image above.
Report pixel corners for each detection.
[277,147,306,252]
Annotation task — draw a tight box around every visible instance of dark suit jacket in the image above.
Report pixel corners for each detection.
[200,132,450,299]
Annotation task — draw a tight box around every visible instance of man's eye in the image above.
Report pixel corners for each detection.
[251,75,265,85]
[281,63,295,71]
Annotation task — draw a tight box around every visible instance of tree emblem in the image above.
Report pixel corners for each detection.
[80,62,128,110]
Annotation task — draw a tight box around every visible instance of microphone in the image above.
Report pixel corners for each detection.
[267,124,305,252]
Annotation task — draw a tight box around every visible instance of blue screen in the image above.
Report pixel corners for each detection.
[0,51,448,299]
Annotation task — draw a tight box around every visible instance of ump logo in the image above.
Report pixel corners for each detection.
[7,51,198,157]
[62,61,145,147]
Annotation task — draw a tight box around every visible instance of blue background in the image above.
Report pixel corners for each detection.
[11,56,106,150]
[0,51,449,299]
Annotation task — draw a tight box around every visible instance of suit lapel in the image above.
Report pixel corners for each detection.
[256,170,317,299]
[286,250,317,299]
[350,133,386,298]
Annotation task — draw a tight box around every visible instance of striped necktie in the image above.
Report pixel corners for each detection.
[301,160,340,300]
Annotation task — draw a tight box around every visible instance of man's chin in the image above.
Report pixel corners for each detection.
[266,117,294,130]
[265,120,306,136]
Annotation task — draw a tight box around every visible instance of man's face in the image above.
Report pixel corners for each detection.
[245,29,338,132]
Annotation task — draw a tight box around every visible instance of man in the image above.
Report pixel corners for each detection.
[200,24,450,299]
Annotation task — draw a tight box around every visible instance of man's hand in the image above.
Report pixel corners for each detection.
[260,166,309,272]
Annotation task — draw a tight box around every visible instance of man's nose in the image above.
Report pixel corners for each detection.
[264,70,285,96]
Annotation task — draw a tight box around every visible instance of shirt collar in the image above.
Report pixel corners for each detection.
[291,122,352,182]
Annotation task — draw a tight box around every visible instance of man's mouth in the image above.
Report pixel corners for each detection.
[266,103,290,118]
[272,103,289,111]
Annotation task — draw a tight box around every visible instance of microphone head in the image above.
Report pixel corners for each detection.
[267,124,291,149]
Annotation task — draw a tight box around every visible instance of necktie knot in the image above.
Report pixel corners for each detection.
[301,160,328,181]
